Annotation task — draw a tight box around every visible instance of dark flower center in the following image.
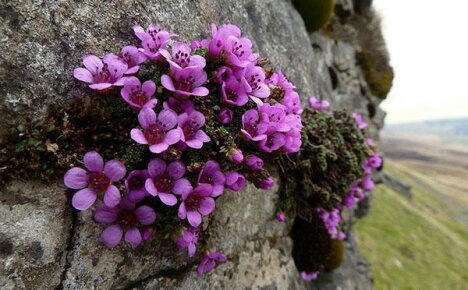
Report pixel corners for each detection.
[185,193,200,210]
[95,64,111,83]
[232,40,245,58]
[89,172,110,192]
[200,174,213,184]
[119,210,138,228]
[271,87,285,102]
[182,119,199,138]
[130,90,149,107]
[176,76,195,92]
[144,124,166,144]
[248,73,262,90]
[128,175,145,191]
[153,173,173,193]
[174,50,190,68]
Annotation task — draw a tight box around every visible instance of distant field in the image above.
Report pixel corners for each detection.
[356,135,468,290]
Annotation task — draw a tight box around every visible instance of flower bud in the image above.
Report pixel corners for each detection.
[224,172,246,192]
[228,148,244,164]
[245,154,264,171]
[276,212,287,222]
[219,108,233,124]
[256,176,274,190]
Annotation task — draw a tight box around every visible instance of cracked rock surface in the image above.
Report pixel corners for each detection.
[0,0,389,289]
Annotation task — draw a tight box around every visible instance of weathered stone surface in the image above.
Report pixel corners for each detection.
[0,0,391,289]
[0,182,71,290]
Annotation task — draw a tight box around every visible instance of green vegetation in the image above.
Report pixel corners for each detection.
[356,161,468,290]
[293,0,336,33]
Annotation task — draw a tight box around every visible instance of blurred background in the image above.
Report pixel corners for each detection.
[355,0,468,289]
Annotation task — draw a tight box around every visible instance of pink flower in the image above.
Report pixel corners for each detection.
[120,77,157,109]
[228,148,244,164]
[197,251,227,275]
[125,170,150,202]
[94,198,156,248]
[73,54,127,92]
[64,151,126,210]
[133,24,172,62]
[107,45,147,75]
[242,63,270,99]
[130,108,181,154]
[178,183,215,227]
[221,78,250,106]
[161,67,209,99]
[353,112,368,129]
[177,227,199,257]
[163,97,194,114]
[256,176,274,190]
[145,158,191,206]
[245,154,264,171]
[178,111,210,149]
[162,42,206,71]
[224,172,246,192]
[219,108,233,124]
[276,212,287,222]
[198,160,226,197]
[308,96,330,110]
[301,271,319,282]
[241,109,268,141]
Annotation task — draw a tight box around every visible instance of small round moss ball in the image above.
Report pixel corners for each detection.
[293,0,336,32]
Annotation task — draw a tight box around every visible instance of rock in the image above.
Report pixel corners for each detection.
[381,172,413,199]
[0,0,392,289]
[0,181,71,290]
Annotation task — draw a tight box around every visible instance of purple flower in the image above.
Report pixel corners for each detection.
[256,176,274,190]
[242,64,270,99]
[64,151,126,210]
[73,54,127,92]
[216,66,235,84]
[283,128,302,154]
[276,212,287,222]
[258,103,290,134]
[163,97,194,114]
[267,70,294,96]
[94,198,156,248]
[228,148,243,164]
[221,78,250,106]
[308,96,330,110]
[121,77,157,109]
[317,208,345,240]
[177,227,199,257]
[209,23,257,68]
[301,271,319,282]
[219,108,233,124]
[353,112,368,129]
[178,183,215,227]
[145,158,191,206]
[224,172,246,192]
[108,45,147,75]
[197,251,227,275]
[359,175,375,191]
[258,132,286,153]
[366,138,375,146]
[283,91,303,115]
[130,108,181,153]
[198,161,226,197]
[343,186,364,208]
[364,153,382,171]
[241,109,268,141]
[245,154,264,171]
[178,111,210,149]
[125,170,150,202]
[133,24,172,62]
[162,42,206,71]
[161,68,209,99]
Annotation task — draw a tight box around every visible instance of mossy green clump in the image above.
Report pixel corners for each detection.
[292,215,346,273]
[358,51,394,98]
[293,0,336,33]
[279,108,369,216]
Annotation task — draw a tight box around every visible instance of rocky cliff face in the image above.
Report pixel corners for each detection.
[0,0,390,289]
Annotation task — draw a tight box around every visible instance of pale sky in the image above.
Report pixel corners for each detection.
[374,0,468,124]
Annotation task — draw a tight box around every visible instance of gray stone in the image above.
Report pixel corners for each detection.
[0,181,71,290]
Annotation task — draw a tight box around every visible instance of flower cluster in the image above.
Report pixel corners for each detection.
[67,23,303,275]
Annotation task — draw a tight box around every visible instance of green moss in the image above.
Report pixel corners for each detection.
[293,0,336,33]
[358,51,394,98]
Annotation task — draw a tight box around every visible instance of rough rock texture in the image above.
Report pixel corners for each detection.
[0,0,390,289]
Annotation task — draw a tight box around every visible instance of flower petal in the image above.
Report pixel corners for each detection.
[158,192,178,206]
[83,54,103,72]
[130,129,148,144]
[101,225,123,248]
[72,188,97,211]
[167,160,185,180]
[125,227,142,248]
[164,129,181,145]
[149,143,169,154]
[94,204,119,224]
[178,202,187,219]
[135,205,157,225]
[172,178,192,196]
[83,151,104,172]
[147,158,166,177]
[64,167,88,189]
[73,68,94,83]
[90,83,113,91]
[145,178,159,196]
[142,80,156,97]
[187,210,202,227]
[191,86,209,97]
[161,74,176,91]
[103,185,121,207]
[103,160,126,181]
[199,197,215,216]
[138,108,157,129]
[158,109,178,130]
